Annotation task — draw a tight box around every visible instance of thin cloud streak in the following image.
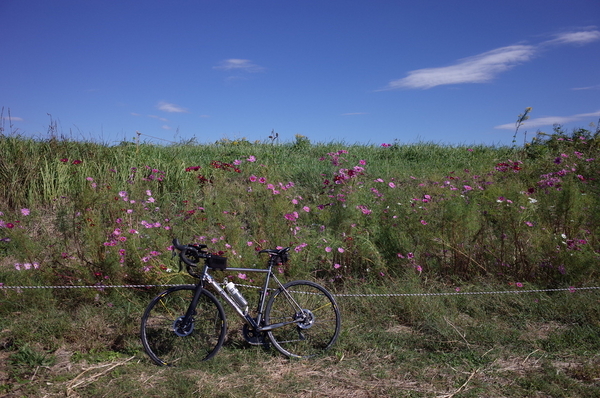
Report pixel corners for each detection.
[157,101,188,113]
[544,30,600,45]
[213,59,265,72]
[495,110,600,130]
[2,116,24,121]
[572,84,600,90]
[148,115,168,122]
[383,29,600,90]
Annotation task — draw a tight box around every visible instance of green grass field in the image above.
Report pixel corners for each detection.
[1,125,600,396]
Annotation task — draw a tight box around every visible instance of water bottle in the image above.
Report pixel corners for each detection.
[225,281,248,312]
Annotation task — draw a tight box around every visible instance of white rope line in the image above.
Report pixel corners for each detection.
[0,284,183,289]
[1,284,598,297]
[334,286,600,297]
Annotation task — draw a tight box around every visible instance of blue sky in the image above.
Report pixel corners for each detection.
[1,0,599,146]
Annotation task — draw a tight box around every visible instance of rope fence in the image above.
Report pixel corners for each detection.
[1,283,599,298]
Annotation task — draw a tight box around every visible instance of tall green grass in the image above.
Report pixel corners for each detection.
[1,127,599,290]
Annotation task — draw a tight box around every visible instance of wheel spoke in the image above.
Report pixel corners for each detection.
[265,280,341,358]
[141,286,227,365]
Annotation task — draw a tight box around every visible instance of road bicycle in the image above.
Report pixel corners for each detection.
[140,238,341,365]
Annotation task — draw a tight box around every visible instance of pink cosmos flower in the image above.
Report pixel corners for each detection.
[356,205,372,215]
[295,243,308,252]
[20,208,30,216]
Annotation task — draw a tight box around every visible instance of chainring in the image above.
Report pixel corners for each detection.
[242,323,268,346]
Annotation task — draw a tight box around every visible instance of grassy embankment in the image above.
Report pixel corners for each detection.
[1,127,600,397]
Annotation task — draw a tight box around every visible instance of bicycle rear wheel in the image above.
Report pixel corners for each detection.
[140,285,226,365]
[264,280,341,358]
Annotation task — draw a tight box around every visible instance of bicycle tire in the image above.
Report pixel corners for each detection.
[264,280,341,358]
[140,285,227,365]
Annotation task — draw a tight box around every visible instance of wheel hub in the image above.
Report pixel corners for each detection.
[172,316,194,337]
[295,309,315,330]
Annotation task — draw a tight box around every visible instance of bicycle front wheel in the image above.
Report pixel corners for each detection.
[264,280,341,358]
[140,285,226,366]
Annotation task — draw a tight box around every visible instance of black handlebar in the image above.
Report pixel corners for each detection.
[172,238,186,251]
[172,238,208,268]
[172,238,291,272]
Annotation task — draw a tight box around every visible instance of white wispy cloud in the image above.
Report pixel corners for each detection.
[383,45,534,90]
[2,116,24,121]
[572,84,600,90]
[495,110,600,130]
[157,101,188,113]
[544,29,600,45]
[148,115,169,122]
[213,59,265,72]
[383,28,600,90]
[342,112,368,116]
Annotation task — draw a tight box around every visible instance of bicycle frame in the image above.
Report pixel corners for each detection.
[188,258,304,333]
